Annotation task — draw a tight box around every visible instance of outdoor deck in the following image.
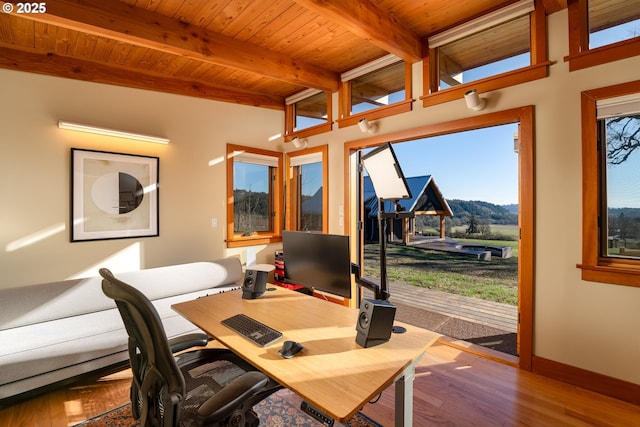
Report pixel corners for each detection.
[363,281,518,333]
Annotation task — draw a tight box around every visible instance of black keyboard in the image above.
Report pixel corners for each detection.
[221,314,283,347]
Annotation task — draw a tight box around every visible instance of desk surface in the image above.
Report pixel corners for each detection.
[172,286,439,422]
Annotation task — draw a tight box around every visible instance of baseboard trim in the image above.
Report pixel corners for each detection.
[532,355,640,406]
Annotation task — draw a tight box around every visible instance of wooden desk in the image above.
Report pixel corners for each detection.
[172,286,439,426]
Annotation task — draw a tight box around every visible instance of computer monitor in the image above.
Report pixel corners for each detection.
[282,231,352,299]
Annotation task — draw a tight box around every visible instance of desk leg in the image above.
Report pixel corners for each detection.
[394,355,423,427]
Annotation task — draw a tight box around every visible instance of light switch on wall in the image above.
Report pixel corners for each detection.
[211,218,217,228]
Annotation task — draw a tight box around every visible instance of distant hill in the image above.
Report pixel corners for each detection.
[446,199,518,225]
[502,203,519,214]
[608,207,640,218]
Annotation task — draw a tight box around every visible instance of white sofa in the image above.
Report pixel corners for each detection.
[0,258,243,403]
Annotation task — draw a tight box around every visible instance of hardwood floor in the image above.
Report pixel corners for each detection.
[2,342,639,426]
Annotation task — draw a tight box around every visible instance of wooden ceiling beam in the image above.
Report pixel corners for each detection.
[293,0,423,62]
[0,45,285,110]
[10,0,339,92]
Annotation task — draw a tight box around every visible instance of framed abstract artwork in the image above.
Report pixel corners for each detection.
[71,148,159,241]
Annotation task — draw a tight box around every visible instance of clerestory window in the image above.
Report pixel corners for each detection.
[284,89,332,141]
[337,54,412,128]
[422,0,548,107]
[566,0,640,70]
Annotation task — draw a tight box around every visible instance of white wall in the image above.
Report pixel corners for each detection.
[1,9,639,386]
[0,70,283,286]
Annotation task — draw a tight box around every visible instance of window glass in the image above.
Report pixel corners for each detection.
[438,15,530,89]
[589,0,640,49]
[295,92,328,131]
[297,162,323,231]
[233,162,273,235]
[599,113,640,259]
[351,61,405,114]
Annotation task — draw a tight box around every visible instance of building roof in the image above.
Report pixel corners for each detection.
[364,175,453,218]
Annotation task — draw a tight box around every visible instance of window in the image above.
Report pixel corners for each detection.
[436,15,531,89]
[566,0,640,70]
[422,0,548,107]
[588,0,640,48]
[286,145,328,232]
[579,80,640,287]
[350,61,406,114]
[226,144,283,247]
[337,54,412,128]
[284,90,331,141]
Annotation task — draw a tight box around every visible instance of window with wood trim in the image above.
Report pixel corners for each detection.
[337,55,412,128]
[566,0,640,71]
[579,80,640,287]
[226,144,283,248]
[284,90,332,141]
[285,145,328,232]
[422,0,548,108]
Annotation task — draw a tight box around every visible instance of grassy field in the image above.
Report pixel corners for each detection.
[363,241,518,305]
[448,224,519,239]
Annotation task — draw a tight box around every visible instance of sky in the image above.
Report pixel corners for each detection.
[390,125,519,205]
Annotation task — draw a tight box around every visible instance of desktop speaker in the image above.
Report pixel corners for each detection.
[355,298,396,348]
[242,264,274,300]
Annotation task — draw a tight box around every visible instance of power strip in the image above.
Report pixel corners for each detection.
[300,401,335,427]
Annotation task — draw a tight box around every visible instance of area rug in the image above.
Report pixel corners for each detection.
[74,388,381,426]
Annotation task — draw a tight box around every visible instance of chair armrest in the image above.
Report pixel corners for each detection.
[197,371,268,422]
[167,333,209,353]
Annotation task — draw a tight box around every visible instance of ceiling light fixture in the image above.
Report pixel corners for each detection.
[58,121,170,144]
[358,118,377,134]
[464,89,486,111]
[291,137,308,149]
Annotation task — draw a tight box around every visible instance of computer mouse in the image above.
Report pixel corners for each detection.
[279,340,304,359]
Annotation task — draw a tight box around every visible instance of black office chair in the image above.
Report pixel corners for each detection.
[100,268,280,427]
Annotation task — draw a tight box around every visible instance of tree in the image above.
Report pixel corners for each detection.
[466,213,478,234]
[478,220,491,237]
[606,115,640,165]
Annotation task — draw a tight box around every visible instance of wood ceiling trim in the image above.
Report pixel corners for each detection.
[15,0,340,92]
[293,0,423,62]
[0,45,285,109]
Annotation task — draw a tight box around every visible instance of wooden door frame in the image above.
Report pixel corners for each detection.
[344,106,534,370]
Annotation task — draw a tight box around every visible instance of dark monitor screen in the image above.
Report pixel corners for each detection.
[282,231,352,299]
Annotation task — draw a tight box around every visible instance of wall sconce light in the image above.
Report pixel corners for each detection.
[464,89,486,111]
[58,121,170,144]
[291,137,308,149]
[358,118,377,134]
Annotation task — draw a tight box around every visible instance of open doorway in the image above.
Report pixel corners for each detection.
[345,107,534,368]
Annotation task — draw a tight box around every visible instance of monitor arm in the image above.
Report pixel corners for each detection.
[351,263,389,301]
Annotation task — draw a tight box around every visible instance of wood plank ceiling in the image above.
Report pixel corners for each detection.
[0,0,567,110]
